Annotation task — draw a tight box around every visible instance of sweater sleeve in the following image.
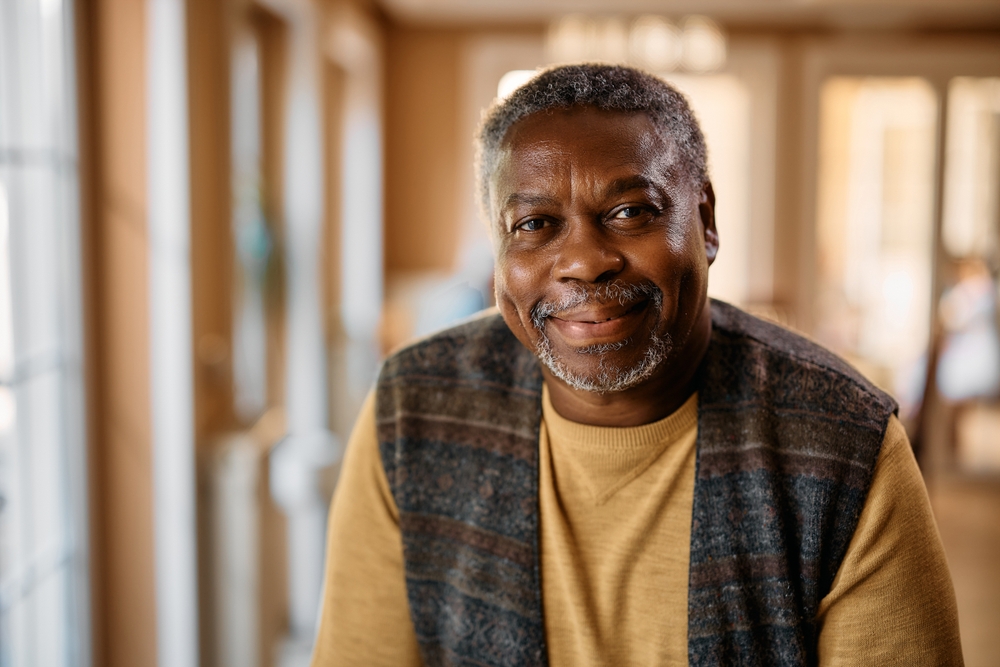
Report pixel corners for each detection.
[310,391,423,667]
[816,415,964,666]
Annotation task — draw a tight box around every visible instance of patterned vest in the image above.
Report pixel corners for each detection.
[376,300,897,667]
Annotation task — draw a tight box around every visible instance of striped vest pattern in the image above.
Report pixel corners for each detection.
[376,300,897,667]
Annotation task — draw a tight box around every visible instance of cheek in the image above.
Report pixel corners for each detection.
[495,253,546,311]
[668,216,710,286]
[492,268,516,315]
[494,254,548,345]
[639,231,708,317]
[674,242,710,320]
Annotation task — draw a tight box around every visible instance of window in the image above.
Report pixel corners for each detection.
[814,77,938,414]
[0,0,91,664]
[231,29,272,423]
[942,77,1000,260]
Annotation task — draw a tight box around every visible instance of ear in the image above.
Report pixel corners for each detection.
[699,181,719,266]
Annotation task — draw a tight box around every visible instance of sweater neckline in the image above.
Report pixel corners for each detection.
[541,384,698,504]
[541,384,697,449]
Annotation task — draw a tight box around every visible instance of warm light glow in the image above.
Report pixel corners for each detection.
[546,14,592,64]
[882,269,915,317]
[629,16,682,71]
[680,17,727,73]
[942,77,1000,259]
[545,14,726,73]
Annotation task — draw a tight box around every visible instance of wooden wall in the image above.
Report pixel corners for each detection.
[77,0,159,665]
[384,27,463,274]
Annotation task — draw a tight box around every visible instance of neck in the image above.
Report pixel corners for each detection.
[543,302,711,427]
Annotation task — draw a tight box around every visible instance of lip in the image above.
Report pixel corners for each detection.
[546,299,650,346]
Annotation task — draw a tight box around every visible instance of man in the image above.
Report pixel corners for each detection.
[311,65,962,666]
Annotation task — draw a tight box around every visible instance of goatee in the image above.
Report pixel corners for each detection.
[530,281,672,394]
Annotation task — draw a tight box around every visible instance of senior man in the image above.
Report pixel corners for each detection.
[311,65,962,666]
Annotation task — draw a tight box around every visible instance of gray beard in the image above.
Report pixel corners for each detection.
[530,281,672,394]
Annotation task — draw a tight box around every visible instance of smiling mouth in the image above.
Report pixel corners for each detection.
[553,299,649,325]
[529,280,663,344]
[545,299,652,347]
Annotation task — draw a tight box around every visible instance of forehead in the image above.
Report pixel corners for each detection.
[502,106,663,149]
[492,108,680,205]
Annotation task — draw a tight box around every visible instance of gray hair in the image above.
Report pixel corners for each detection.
[474,63,708,222]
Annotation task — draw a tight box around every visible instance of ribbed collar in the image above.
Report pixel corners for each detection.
[541,384,698,504]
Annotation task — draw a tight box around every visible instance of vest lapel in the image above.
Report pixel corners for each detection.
[377,314,548,667]
[688,301,895,667]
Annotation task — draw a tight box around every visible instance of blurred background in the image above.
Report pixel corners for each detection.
[1,0,999,665]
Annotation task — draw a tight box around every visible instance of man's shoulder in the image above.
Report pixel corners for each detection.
[706,299,897,417]
[379,309,541,392]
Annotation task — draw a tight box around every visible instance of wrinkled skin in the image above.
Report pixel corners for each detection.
[490,107,719,426]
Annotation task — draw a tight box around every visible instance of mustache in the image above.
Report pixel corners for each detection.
[530,280,663,331]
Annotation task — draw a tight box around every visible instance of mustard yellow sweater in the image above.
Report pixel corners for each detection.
[310,387,963,666]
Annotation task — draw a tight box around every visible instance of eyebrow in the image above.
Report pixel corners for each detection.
[499,174,661,216]
[601,175,657,200]
[500,192,561,213]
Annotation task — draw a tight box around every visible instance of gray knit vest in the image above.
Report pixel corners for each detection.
[376,300,897,667]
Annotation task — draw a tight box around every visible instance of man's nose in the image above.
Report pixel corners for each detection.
[551,221,625,283]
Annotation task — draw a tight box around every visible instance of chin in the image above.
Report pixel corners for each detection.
[535,330,673,394]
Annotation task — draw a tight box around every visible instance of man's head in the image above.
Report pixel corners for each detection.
[476,64,718,397]
[476,64,709,221]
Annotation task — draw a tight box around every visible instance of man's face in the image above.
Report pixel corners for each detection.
[490,107,718,393]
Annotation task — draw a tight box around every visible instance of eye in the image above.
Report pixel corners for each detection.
[614,206,646,219]
[515,218,549,232]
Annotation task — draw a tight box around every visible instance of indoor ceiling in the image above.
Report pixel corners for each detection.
[375,0,1000,29]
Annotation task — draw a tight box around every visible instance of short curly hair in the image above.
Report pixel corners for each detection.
[474,63,708,222]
